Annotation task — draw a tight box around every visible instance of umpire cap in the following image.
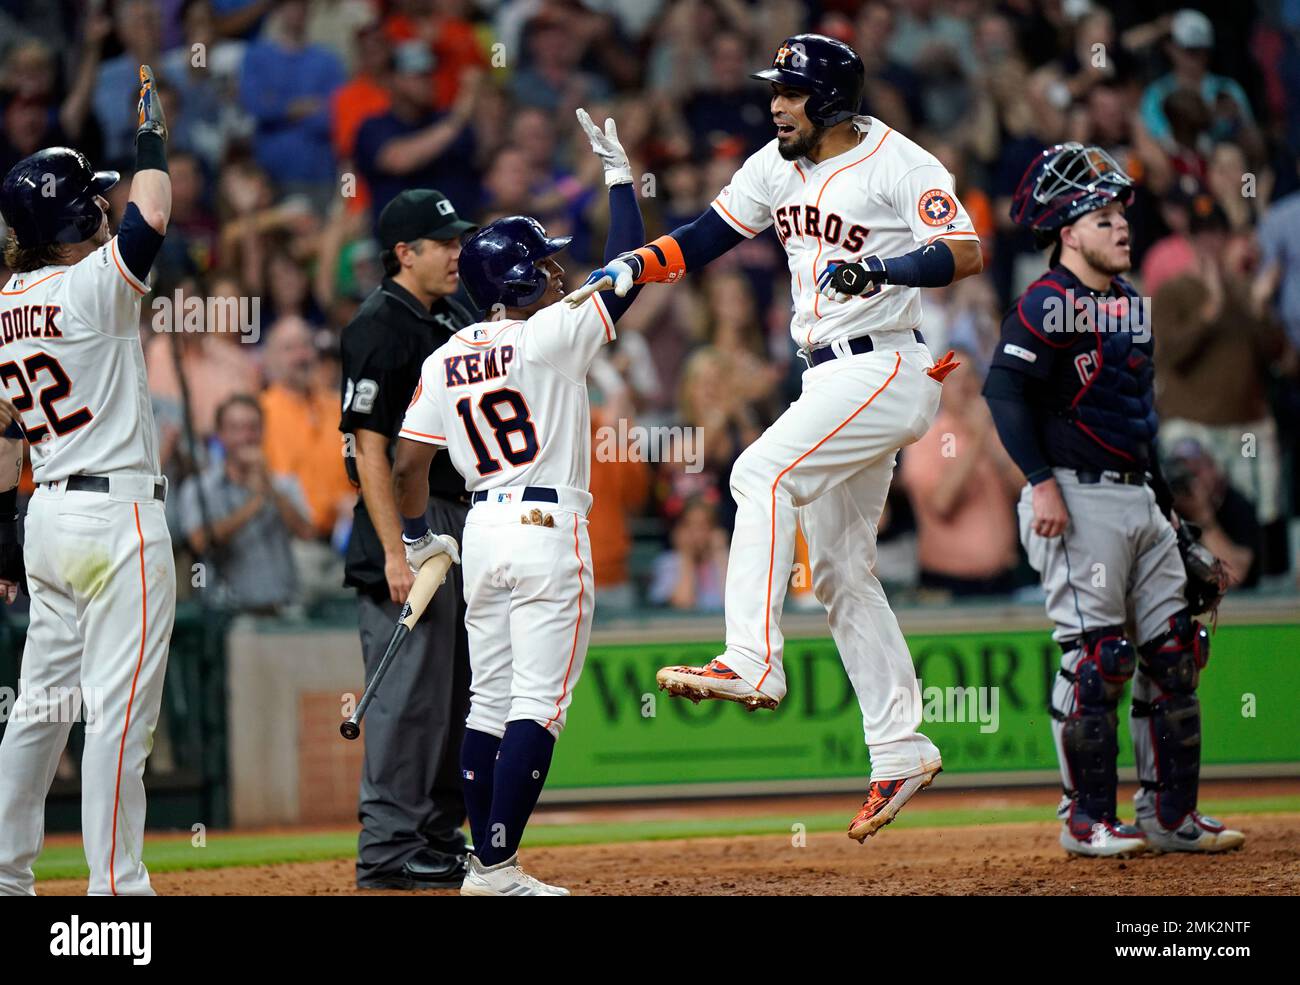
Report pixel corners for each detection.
[1011,142,1134,239]
[458,216,572,310]
[0,147,118,248]
[751,33,865,128]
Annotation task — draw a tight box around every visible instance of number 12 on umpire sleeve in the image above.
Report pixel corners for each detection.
[454,388,540,476]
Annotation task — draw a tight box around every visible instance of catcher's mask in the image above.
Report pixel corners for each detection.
[1011,142,1134,248]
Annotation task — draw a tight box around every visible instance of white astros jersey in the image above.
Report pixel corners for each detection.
[0,237,159,483]
[400,293,615,493]
[711,117,979,349]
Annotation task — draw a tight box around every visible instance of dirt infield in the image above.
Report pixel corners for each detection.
[37,810,1300,896]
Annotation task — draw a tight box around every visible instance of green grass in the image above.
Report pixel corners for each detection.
[32,795,1300,882]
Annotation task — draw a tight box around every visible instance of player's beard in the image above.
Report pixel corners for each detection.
[1079,241,1130,277]
[777,124,825,161]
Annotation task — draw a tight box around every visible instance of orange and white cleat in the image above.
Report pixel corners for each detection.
[847,762,943,842]
[655,659,778,711]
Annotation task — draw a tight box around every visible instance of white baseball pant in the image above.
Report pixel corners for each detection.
[0,478,175,896]
[720,333,943,780]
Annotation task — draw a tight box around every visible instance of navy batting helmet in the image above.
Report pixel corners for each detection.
[751,34,865,128]
[1011,143,1134,238]
[0,147,118,248]
[458,216,572,309]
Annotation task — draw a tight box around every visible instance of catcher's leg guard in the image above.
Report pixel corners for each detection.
[1133,610,1209,829]
[1050,627,1136,833]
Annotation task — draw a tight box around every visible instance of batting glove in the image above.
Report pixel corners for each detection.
[136,64,167,142]
[563,253,641,307]
[402,531,461,575]
[576,107,632,186]
[817,257,887,303]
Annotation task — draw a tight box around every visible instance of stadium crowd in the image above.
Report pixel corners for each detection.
[1,0,1298,616]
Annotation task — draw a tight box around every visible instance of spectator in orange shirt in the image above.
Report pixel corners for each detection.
[899,348,1023,598]
[588,401,650,613]
[383,0,488,110]
[260,315,355,541]
[331,20,392,216]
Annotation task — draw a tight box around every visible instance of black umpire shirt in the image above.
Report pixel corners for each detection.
[339,277,477,595]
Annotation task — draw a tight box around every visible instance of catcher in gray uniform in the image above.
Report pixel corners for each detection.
[982,143,1244,858]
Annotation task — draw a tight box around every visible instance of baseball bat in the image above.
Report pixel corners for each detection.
[340,545,458,740]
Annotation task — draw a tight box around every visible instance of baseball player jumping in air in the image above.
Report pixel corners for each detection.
[984,143,1244,858]
[0,67,176,895]
[391,109,644,895]
[566,34,984,841]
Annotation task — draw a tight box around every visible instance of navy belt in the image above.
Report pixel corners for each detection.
[471,486,558,504]
[806,329,925,366]
[60,474,167,502]
[1072,469,1145,487]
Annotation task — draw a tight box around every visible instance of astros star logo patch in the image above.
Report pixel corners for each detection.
[918,189,957,227]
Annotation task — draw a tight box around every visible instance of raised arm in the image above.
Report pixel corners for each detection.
[564,107,744,308]
[130,65,171,235]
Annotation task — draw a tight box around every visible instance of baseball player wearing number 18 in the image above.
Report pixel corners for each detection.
[0,67,174,895]
[391,109,645,895]
[567,34,983,840]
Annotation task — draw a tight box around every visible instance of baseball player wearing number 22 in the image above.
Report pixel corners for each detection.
[391,109,645,895]
[0,67,174,895]
[567,34,984,842]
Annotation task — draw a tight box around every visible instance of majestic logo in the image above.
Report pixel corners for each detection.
[918,189,957,227]
[774,42,808,69]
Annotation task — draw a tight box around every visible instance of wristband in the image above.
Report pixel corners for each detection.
[136,130,168,174]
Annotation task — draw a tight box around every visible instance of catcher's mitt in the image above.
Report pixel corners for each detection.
[1176,522,1226,619]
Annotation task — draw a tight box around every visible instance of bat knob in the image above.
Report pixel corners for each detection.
[340,720,361,741]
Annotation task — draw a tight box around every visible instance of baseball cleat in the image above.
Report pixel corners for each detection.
[460,854,570,896]
[847,761,943,841]
[1060,819,1148,858]
[1138,812,1245,853]
[656,659,778,711]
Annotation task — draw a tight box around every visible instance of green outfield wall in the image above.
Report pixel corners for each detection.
[549,623,1300,790]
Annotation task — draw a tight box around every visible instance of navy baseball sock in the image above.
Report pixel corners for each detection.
[460,728,501,854]
[478,720,556,867]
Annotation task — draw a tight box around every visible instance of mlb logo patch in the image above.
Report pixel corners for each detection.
[463,769,475,780]
[918,189,958,227]
[496,492,512,503]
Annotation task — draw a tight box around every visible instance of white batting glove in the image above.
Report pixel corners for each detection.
[402,531,461,575]
[576,107,631,186]
[562,255,639,307]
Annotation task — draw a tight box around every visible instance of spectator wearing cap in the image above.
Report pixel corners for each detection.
[238,0,344,204]
[337,188,478,890]
[1139,10,1256,149]
[1164,439,1263,589]
[178,394,316,615]
[354,41,480,231]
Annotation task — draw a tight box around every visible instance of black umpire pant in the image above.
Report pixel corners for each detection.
[355,497,471,883]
